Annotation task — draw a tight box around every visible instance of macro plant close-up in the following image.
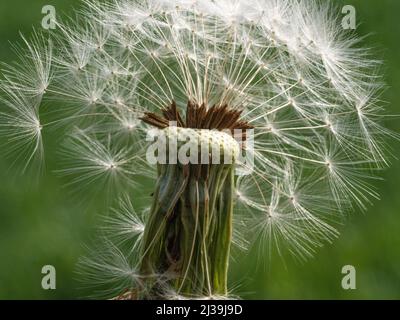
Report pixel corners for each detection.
[0,0,399,302]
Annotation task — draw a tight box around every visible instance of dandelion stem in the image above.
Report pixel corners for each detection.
[139,162,235,298]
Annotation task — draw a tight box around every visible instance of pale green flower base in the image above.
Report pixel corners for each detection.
[139,129,237,299]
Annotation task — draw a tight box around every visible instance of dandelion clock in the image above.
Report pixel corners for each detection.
[0,0,396,299]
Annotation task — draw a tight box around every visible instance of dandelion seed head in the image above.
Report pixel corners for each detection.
[0,0,396,297]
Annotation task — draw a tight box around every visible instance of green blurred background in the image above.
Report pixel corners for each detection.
[0,0,399,299]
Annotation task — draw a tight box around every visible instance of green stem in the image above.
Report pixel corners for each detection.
[139,163,235,298]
